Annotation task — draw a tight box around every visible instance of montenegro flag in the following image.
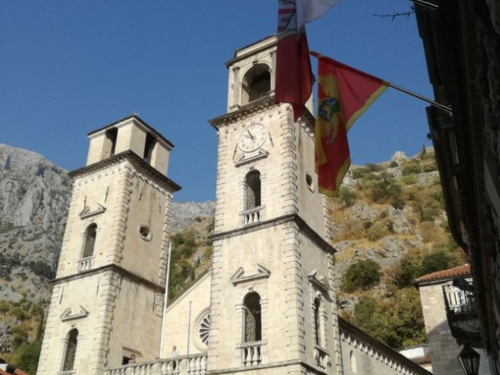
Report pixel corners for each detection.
[311,52,389,196]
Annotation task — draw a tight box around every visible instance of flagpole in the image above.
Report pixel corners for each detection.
[310,51,452,114]
[160,242,172,357]
[387,82,452,114]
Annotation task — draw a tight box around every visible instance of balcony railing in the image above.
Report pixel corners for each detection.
[240,341,263,366]
[314,346,330,370]
[442,282,482,346]
[103,353,207,375]
[77,256,94,272]
[442,283,477,320]
[242,206,263,226]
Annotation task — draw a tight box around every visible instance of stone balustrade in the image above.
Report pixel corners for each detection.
[314,346,329,370]
[77,256,94,272]
[103,353,207,375]
[242,206,263,226]
[240,341,263,366]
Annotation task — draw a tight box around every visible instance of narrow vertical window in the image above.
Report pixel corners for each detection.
[244,292,262,342]
[143,133,156,164]
[245,171,261,210]
[350,350,357,373]
[314,297,321,346]
[106,128,118,157]
[83,224,97,258]
[63,329,79,371]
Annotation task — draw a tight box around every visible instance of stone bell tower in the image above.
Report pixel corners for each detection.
[207,36,340,375]
[36,115,180,375]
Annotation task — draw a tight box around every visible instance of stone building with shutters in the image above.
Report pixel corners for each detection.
[36,36,431,375]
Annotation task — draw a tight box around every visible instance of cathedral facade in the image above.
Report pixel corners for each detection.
[36,36,431,375]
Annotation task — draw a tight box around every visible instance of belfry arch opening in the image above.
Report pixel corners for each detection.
[105,127,118,157]
[241,64,271,105]
[245,170,261,210]
[143,133,156,164]
[83,224,97,258]
[244,292,262,342]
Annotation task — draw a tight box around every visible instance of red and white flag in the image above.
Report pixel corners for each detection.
[296,0,342,31]
[275,0,341,121]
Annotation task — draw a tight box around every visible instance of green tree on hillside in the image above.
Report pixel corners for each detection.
[341,259,381,293]
[349,288,425,350]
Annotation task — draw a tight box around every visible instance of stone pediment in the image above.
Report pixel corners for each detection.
[308,270,330,294]
[79,204,106,219]
[60,306,89,322]
[231,264,270,285]
[234,149,269,166]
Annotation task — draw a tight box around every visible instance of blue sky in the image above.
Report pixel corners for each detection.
[1,1,431,202]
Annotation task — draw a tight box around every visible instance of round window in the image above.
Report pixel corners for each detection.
[139,225,152,241]
[306,173,315,192]
[199,313,210,346]
[193,307,210,351]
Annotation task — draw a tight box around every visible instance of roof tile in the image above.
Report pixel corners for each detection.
[414,264,470,284]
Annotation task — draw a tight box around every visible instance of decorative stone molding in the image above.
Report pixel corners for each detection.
[69,151,180,193]
[234,150,269,166]
[230,264,271,285]
[60,306,89,322]
[308,270,330,296]
[79,204,106,219]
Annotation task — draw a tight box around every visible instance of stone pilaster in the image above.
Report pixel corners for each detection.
[107,166,133,264]
[279,106,299,216]
[282,221,305,359]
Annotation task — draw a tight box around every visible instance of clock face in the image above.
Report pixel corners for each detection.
[238,123,267,152]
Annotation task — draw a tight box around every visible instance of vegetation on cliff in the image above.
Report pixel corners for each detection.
[332,148,464,349]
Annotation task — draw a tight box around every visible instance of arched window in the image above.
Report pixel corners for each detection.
[314,297,322,346]
[245,171,261,210]
[244,292,262,342]
[63,329,79,371]
[242,64,271,105]
[83,224,97,258]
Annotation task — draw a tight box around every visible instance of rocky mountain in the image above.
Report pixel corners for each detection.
[0,144,216,362]
[0,144,72,302]
[170,201,215,232]
[0,145,216,302]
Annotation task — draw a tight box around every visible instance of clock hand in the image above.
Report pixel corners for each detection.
[247,130,255,141]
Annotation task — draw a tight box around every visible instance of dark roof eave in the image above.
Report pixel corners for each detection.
[87,115,175,149]
[209,96,316,130]
[209,96,275,129]
[225,35,276,68]
[68,150,181,193]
